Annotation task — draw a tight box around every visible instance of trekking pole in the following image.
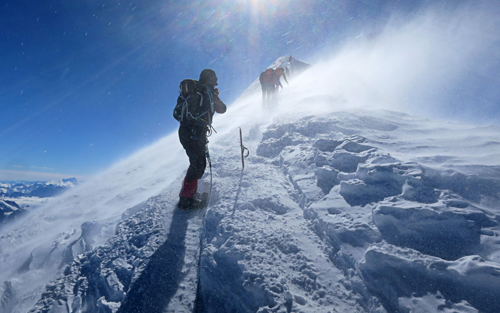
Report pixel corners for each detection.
[239,128,249,168]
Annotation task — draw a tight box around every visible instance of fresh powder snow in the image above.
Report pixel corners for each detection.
[1,56,500,313]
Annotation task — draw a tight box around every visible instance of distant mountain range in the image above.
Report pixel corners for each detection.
[0,200,27,229]
[0,178,78,199]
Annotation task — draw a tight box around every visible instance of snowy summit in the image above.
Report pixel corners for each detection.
[1,55,500,313]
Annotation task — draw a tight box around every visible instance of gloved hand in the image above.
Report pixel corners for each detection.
[214,88,219,96]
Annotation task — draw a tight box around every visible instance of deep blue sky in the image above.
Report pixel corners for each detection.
[0,0,497,181]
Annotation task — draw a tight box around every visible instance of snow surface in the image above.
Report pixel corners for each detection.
[1,55,500,313]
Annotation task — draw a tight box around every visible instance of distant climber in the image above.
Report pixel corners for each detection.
[274,67,289,89]
[173,69,227,209]
[286,55,311,77]
[259,68,274,106]
[285,55,293,77]
[259,67,288,106]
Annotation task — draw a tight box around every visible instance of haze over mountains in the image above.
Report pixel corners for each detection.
[0,178,78,199]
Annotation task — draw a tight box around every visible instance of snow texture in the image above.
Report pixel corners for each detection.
[1,56,500,313]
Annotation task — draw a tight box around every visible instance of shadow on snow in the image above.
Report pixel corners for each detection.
[118,207,198,313]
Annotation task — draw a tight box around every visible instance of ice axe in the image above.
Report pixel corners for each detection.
[239,127,249,168]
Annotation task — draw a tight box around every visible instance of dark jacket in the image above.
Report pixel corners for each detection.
[178,84,226,180]
[200,84,226,127]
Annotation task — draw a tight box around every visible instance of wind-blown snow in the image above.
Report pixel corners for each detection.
[0,133,190,312]
[2,6,500,311]
[2,54,497,312]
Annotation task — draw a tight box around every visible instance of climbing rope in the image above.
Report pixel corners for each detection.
[193,144,212,312]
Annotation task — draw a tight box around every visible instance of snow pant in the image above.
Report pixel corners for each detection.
[261,82,276,106]
[178,125,207,198]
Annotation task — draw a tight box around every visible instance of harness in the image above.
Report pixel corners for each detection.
[260,69,275,83]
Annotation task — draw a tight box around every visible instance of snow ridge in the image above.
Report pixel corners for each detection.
[21,108,500,313]
[29,178,208,313]
[6,54,500,312]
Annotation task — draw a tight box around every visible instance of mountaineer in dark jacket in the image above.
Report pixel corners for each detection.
[177,69,226,208]
[259,67,288,106]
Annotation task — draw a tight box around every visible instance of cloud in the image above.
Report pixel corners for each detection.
[0,169,85,182]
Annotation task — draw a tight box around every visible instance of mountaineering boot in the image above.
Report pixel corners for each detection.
[180,178,198,198]
[178,178,202,209]
[178,192,210,210]
[178,196,203,210]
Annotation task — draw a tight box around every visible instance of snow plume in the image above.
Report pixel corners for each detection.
[301,2,500,123]
[0,132,188,313]
[223,3,500,130]
[9,71,499,313]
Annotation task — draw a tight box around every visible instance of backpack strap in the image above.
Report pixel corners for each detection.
[204,86,215,127]
[177,94,187,123]
[179,91,205,122]
[176,81,216,128]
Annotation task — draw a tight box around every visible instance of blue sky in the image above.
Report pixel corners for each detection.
[0,0,498,181]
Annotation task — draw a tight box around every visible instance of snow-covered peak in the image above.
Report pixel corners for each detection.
[0,200,26,229]
[0,199,21,213]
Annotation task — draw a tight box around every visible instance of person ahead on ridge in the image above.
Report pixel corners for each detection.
[274,67,289,88]
[259,67,288,106]
[176,69,226,209]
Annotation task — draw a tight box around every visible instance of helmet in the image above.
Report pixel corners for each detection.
[199,69,218,87]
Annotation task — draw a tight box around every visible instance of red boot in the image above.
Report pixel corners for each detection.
[179,178,201,209]
[180,177,197,198]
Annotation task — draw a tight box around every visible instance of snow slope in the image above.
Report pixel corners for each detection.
[0,133,190,312]
[2,55,500,313]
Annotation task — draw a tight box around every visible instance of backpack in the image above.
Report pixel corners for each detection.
[173,79,212,125]
[259,68,275,84]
